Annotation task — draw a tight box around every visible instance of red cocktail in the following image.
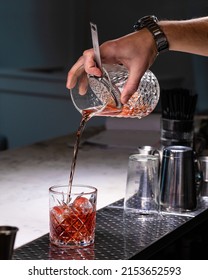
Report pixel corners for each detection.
[49,185,97,248]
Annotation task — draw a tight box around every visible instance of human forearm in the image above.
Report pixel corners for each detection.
[159,17,208,56]
[66,16,208,103]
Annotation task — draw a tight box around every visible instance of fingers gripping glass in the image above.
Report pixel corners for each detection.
[70,23,160,119]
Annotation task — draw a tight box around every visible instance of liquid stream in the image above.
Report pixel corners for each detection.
[67,85,157,203]
[67,96,154,200]
[67,111,92,202]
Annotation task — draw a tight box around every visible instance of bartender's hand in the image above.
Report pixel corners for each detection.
[66,28,157,104]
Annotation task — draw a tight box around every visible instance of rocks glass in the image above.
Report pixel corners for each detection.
[49,185,97,248]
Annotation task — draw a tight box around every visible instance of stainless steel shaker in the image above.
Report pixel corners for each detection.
[160,146,197,212]
[137,145,159,156]
[198,156,208,197]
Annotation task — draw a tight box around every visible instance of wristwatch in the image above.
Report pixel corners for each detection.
[133,15,169,53]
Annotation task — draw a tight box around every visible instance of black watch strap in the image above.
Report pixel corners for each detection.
[133,15,169,53]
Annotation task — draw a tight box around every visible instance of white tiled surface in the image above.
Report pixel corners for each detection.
[0,133,137,249]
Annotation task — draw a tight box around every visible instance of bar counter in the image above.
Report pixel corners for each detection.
[13,199,208,260]
[1,126,208,259]
[0,126,130,248]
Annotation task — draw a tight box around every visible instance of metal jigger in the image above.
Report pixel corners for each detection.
[0,226,18,259]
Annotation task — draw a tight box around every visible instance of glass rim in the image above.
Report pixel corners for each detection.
[49,184,97,195]
[0,226,19,234]
[129,154,159,161]
[199,156,208,162]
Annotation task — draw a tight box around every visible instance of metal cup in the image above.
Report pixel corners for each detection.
[137,146,159,156]
[0,226,18,259]
[198,156,208,198]
[160,146,197,212]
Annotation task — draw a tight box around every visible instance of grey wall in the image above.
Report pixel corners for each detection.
[0,0,71,69]
[0,69,105,149]
[0,0,207,149]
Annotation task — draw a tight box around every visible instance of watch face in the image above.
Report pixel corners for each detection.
[134,15,158,30]
[141,15,158,23]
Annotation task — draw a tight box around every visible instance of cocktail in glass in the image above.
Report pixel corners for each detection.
[49,185,97,248]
